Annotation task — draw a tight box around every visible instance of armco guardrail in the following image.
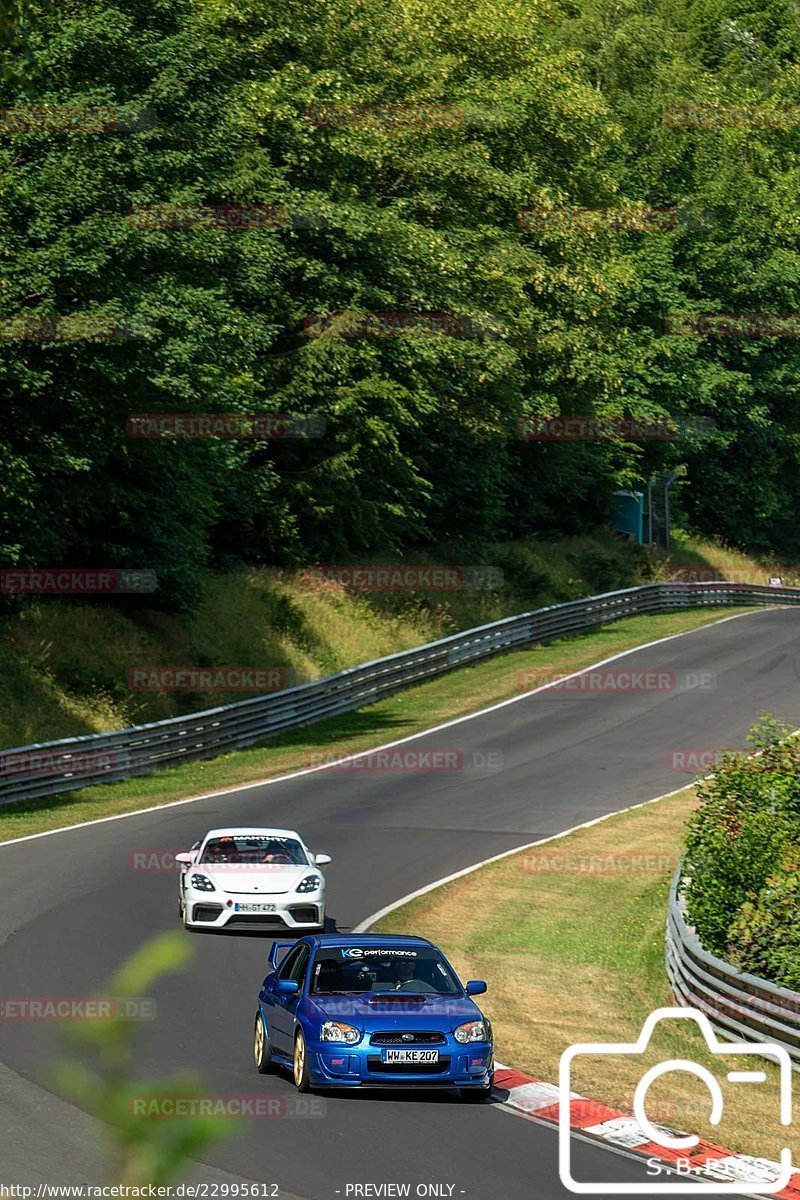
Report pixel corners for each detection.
[2,580,799,806]
[667,870,800,1065]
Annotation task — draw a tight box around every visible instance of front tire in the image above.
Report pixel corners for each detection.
[254,1012,273,1074]
[460,1080,492,1102]
[293,1029,311,1092]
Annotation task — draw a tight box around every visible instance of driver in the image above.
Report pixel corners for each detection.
[392,958,418,990]
[209,836,235,862]
[261,839,287,863]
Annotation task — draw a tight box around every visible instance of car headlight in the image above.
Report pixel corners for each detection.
[454,1019,490,1044]
[297,874,321,893]
[190,873,216,892]
[320,1020,361,1045]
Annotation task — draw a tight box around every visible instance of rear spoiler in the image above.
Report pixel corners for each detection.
[268,941,295,969]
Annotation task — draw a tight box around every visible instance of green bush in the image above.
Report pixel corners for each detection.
[726,846,800,990]
[569,547,641,596]
[683,717,800,983]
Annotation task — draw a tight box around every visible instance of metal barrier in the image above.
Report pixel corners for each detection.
[667,871,800,1064]
[1,580,798,806]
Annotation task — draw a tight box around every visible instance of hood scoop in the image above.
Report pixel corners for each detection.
[367,993,428,1005]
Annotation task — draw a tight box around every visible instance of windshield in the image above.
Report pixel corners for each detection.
[310,947,461,995]
[200,835,308,866]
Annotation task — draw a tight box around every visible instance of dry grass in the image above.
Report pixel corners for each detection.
[377,790,793,1165]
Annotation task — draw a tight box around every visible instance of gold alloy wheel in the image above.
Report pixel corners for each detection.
[293,1033,305,1086]
[254,1016,265,1067]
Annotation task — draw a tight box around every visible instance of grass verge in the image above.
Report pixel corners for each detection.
[1,528,792,748]
[375,786,789,1164]
[0,532,651,746]
[0,605,756,843]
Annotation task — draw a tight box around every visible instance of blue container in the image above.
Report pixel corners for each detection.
[611,490,644,544]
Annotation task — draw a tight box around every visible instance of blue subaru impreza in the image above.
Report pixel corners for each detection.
[253,933,493,1099]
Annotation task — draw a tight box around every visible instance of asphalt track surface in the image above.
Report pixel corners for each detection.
[2,607,800,1200]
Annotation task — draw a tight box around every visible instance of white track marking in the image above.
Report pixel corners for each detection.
[353,783,692,931]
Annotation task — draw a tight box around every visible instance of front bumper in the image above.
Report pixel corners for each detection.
[184,892,324,930]
[307,1037,493,1089]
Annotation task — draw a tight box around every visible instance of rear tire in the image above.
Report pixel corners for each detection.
[293,1029,312,1092]
[254,1012,273,1074]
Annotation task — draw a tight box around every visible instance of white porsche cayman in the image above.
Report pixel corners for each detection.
[176,827,331,932]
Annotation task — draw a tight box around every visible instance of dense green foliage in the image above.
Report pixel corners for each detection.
[3,0,800,603]
[684,717,800,988]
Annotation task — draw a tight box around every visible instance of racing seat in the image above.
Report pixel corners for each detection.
[315,961,343,992]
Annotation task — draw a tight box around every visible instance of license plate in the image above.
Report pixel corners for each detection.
[234,902,277,913]
[383,1048,439,1063]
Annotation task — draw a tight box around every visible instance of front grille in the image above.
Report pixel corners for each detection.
[371,1031,446,1045]
[226,914,287,927]
[367,1056,450,1075]
[224,891,288,897]
[192,904,223,922]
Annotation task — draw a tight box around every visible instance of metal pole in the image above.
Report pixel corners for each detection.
[647,477,654,546]
[663,470,679,552]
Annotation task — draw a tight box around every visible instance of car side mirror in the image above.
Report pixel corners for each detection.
[276,979,299,996]
[175,852,194,866]
[313,853,332,866]
[466,980,487,996]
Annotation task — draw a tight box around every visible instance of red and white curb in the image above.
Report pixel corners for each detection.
[492,1064,800,1196]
